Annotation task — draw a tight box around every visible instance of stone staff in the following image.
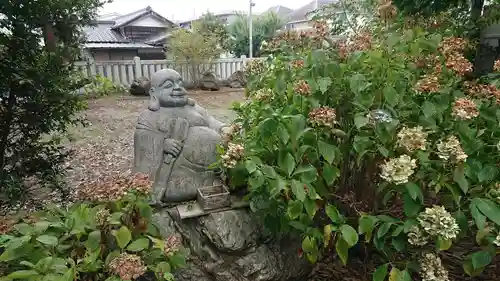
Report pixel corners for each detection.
[152,117,189,206]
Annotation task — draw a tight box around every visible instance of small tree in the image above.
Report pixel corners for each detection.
[167,22,223,85]
[0,0,105,200]
[197,12,231,53]
[226,11,284,57]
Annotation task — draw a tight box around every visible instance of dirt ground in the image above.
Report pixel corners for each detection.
[1,89,244,215]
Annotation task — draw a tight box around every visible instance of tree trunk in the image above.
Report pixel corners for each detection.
[469,0,500,77]
[473,43,500,77]
[0,89,16,181]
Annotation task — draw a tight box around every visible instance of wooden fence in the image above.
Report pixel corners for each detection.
[74,56,254,86]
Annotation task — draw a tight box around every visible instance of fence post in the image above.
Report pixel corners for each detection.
[240,55,247,68]
[88,59,97,76]
[133,56,142,78]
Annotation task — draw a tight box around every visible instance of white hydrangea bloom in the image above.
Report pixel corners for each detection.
[221,143,245,169]
[408,225,429,246]
[489,183,500,203]
[419,253,450,281]
[397,126,428,152]
[380,155,417,185]
[436,136,467,163]
[494,233,500,247]
[253,88,273,101]
[417,205,460,240]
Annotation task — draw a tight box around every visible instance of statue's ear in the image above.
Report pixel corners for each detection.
[148,95,160,111]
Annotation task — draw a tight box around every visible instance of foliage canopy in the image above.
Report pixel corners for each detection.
[218,3,500,281]
[0,0,106,200]
[226,11,285,57]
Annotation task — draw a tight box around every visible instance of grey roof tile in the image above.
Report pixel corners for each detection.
[264,5,294,20]
[112,6,151,28]
[84,42,160,49]
[112,6,175,28]
[83,24,129,43]
[144,32,173,45]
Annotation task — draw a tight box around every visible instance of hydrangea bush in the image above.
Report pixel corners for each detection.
[217,15,500,281]
[0,173,186,281]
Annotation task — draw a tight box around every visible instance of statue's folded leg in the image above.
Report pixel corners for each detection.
[161,162,222,203]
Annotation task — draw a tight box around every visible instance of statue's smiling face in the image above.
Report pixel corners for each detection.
[150,69,188,107]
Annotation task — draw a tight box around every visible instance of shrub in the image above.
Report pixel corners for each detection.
[0,173,186,281]
[0,0,104,200]
[82,75,128,99]
[217,16,500,281]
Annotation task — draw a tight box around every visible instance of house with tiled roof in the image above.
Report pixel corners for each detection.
[82,6,176,61]
[177,10,241,30]
[284,0,337,30]
[263,5,294,21]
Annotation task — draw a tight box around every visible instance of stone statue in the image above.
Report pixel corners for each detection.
[133,69,227,204]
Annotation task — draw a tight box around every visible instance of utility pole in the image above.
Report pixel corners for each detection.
[248,0,255,58]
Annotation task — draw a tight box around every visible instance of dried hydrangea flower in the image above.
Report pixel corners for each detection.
[445,53,473,76]
[312,20,329,38]
[291,59,305,69]
[108,253,147,280]
[368,109,393,124]
[408,225,429,246]
[164,234,183,256]
[397,126,428,152]
[0,217,14,234]
[417,205,459,240]
[439,37,468,55]
[294,80,311,96]
[221,142,245,169]
[419,253,450,281]
[415,74,440,93]
[436,135,467,163]
[380,155,417,185]
[415,55,440,70]
[95,208,111,227]
[77,172,152,202]
[335,31,373,59]
[378,0,397,21]
[452,98,479,120]
[245,59,265,76]
[495,60,500,72]
[464,81,500,100]
[308,107,337,128]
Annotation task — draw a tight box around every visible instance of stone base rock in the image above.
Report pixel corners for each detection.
[199,72,221,91]
[220,79,231,87]
[153,209,311,281]
[129,77,151,96]
[227,70,246,88]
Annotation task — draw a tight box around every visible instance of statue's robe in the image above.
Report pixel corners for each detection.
[134,104,224,203]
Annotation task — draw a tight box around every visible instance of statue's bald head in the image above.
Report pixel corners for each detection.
[150,69,182,88]
[149,68,192,110]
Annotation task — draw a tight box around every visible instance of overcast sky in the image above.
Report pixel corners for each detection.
[99,0,308,22]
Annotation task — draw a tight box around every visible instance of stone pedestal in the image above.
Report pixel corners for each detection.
[153,209,312,281]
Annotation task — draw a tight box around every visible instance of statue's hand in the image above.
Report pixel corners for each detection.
[164,138,182,157]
